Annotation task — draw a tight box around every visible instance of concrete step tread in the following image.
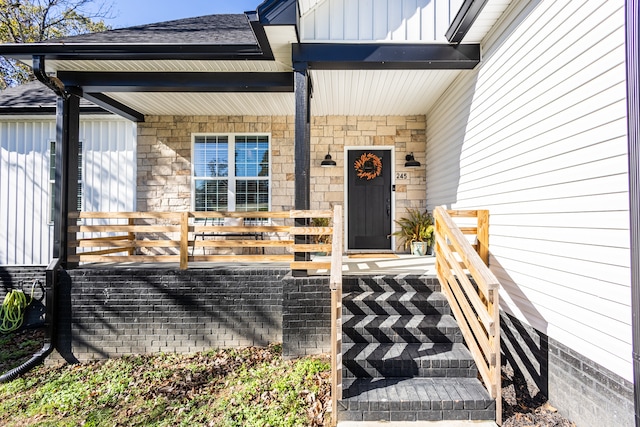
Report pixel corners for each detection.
[341,377,492,406]
[338,377,495,422]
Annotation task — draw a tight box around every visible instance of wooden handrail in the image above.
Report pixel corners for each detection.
[329,205,343,427]
[434,206,502,425]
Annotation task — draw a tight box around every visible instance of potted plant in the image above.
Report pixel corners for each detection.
[392,209,435,256]
[310,217,331,255]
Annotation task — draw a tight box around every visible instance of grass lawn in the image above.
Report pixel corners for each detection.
[0,342,331,426]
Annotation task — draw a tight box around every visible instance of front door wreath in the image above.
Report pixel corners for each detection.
[354,152,382,180]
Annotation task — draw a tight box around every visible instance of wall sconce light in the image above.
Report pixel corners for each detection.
[405,152,421,168]
[321,151,337,167]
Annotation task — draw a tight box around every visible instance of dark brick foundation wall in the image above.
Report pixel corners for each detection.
[501,312,634,427]
[0,265,46,293]
[282,276,331,358]
[54,267,290,363]
[0,266,47,328]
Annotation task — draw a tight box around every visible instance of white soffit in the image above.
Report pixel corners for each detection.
[103,69,464,116]
[462,0,513,43]
[105,92,295,116]
[264,25,296,70]
[310,69,464,115]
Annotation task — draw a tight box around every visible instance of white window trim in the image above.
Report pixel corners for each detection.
[190,133,272,212]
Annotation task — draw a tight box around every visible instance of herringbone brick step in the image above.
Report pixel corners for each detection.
[343,275,440,294]
[342,314,463,344]
[338,274,494,424]
[343,290,451,316]
[342,342,478,379]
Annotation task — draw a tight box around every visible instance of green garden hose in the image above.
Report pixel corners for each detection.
[0,284,35,334]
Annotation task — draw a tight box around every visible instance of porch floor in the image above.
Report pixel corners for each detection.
[75,254,437,276]
[324,253,436,276]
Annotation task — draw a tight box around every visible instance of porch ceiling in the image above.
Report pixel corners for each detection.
[0,0,515,118]
[97,68,463,116]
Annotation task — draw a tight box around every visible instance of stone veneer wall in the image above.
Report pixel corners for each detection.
[309,115,427,216]
[136,115,427,245]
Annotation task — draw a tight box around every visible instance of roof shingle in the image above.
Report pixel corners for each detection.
[0,81,103,113]
[48,14,257,45]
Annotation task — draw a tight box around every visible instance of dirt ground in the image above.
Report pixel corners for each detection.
[4,327,576,426]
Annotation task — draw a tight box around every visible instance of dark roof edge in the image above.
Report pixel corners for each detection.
[293,43,481,70]
[0,43,268,61]
[257,0,298,25]
[0,107,109,116]
[245,12,275,60]
[446,0,490,43]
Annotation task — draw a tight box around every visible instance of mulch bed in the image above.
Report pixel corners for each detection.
[4,328,576,426]
[502,361,576,427]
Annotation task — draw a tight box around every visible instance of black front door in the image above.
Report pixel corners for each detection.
[347,149,392,250]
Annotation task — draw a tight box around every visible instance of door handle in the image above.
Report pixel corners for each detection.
[386,199,391,217]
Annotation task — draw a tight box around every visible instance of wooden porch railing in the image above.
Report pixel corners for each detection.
[68,208,340,273]
[433,207,501,425]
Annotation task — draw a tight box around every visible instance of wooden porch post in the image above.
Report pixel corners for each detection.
[293,62,311,276]
[53,93,80,268]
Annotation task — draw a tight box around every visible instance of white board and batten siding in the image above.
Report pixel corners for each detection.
[300,0,464,43]
[0,116,136,265]
[426,0,631,380]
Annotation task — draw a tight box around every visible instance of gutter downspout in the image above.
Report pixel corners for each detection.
[0,55,67,383]
[625,1,640,425]
[32,55,66,98]
[0,259,59,382]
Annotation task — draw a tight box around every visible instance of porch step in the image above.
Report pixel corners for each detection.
[342,343,478,379]
[338,377,496,422]
[342,314,463,344]
[343,276,440,294]
[338,274,495,424]
[343,290,451,316]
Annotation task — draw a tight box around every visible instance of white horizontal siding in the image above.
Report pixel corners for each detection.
[300,0,458,42]
[0,117,136,265]
[426,0,631,380]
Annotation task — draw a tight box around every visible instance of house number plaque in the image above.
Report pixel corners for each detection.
[396,172,408,180]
